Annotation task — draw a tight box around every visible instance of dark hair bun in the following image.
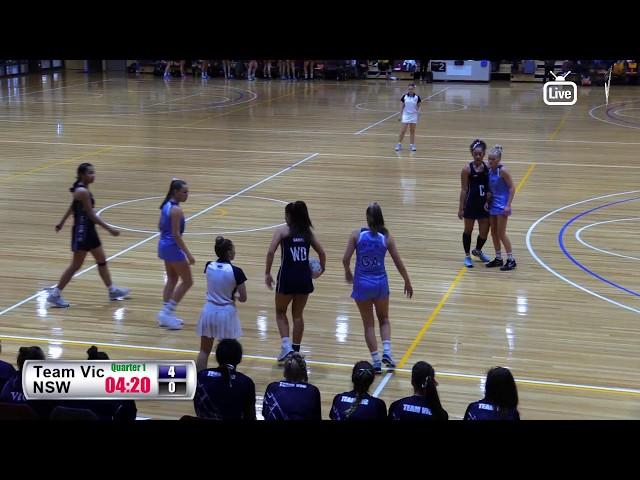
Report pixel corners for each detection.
[215,236,225,246]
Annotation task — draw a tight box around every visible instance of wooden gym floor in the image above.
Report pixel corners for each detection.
[0,71,639,419]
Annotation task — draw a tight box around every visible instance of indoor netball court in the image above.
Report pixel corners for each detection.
[0,68,638,419]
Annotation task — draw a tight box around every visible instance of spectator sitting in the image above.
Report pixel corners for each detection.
[330,361,387,420]
[62,346,137,421]
[262,352,321,420]
[0,346,59,419]
[464,366,520,420]
[388,361,448,421]
[193,339,256,420]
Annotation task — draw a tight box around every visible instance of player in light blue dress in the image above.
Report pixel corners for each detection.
[157,179,196,329]
[343,203,413,373]
[486,145,517,271]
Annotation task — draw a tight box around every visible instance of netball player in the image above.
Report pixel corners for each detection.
[157,179,195,330]
[459,139,491,268]
[47,163,129,308]
[395,83,421,152]
[486,145,517,271]
[265,201,326,362]
[196,236,247,371]
[342,202,413,373]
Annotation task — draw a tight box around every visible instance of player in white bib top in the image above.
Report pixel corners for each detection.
[395,83,422,152]
[196,236,247,371]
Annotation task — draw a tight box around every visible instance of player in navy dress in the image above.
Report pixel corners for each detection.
[157,179,196,330]
[485,145,517,271]
[194,339,256,420]
[343,203,413,373]
[464,366,520,420]
[262,352,321,420]
[388,361,448,421]
[47,163,129,308]
[330,361,387,420]
[265,201,326,362]
[459,139,492,268]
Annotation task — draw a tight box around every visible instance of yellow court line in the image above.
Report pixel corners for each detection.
[187,91,297,127]
[0,146,114,183]
[549,109,571,140]
[397,267,466,368]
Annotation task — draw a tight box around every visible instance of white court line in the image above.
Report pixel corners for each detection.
[353,87,449,135]
[0,139,639,171]
[4,117,640,147]
[0,153,319,317]
[0,86,258,118]
[525,190,640,315]
[0,139,311,156]
[3,333,638,396]
[353,112,402,135]
[0,79,114,100]
[373,372,394,397]
[575,218,640,262]
[96,194,288,235]
[145,92,203,107]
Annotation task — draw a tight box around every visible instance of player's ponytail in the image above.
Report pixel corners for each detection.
[286,201,313,241]
[159,178,187,209]
[345,361,375,419]
[411,361,444,413]
[215,339,243,387]
[366,202,388,235]
[87,345,110,360]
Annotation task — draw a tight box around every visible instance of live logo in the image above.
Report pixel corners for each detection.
[547,86,574,100]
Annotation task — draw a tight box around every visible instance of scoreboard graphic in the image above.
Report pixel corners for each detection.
[22,360,197,400]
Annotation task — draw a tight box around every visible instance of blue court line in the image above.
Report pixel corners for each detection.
[558,196,640,297]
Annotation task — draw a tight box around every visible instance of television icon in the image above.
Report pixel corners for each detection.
[543,71,577,105]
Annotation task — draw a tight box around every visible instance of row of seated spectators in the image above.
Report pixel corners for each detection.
[191,339,520,421]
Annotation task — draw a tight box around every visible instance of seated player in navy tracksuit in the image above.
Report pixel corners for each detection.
[464,366,520,420]
[262,352,321,420]
[388,361,448,421]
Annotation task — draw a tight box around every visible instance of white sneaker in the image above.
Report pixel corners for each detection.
[157,310,182,329]
[395,143,402,151]
[47,289,70,308]
[409,144,417,152]
[109,286,130,301]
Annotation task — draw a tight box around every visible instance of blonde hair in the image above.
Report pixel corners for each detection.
[489,144,503,157]
[283,352,308,383]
